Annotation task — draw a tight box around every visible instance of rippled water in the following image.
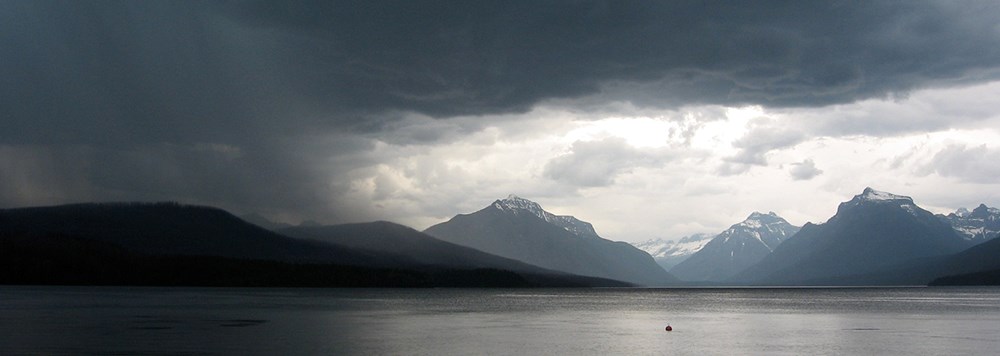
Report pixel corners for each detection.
[3,286,999,355]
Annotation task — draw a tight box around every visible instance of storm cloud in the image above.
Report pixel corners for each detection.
[5,1,1000,145]
[3,0,1000,235]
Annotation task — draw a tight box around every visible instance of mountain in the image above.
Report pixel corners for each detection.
[0,202,378,265]
[424,195,677,286]
[670,212,799,282]
[280,221,629,286]
[240,213,295,231]
[0,202,626,287]
[735,188,971,285]
[933,233,1000,283]
[488,195,603,239]
[928,236,1000,286]
[279,221,578,275]
[940,204,1000,243]
[631,233,714,271]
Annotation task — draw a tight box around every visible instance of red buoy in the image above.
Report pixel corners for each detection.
[665,325,673,331]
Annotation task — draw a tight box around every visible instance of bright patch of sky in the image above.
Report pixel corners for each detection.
[348,82,1000,243]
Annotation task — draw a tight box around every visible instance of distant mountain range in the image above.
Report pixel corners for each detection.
[0,203,627,288]
[941,204,1000,243]
[628,187,1000,286]
[424,195,677,286]
[632,233,713,271]
[735,188,973,285]
[3,188,999,287]
[671,212,799,282]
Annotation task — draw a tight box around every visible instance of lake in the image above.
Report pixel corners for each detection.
[3,286,999,355]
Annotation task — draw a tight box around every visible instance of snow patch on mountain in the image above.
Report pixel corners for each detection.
[494,195,599,238]
[942,203,1000,242]
[631,233,714,270]
[839,187,925,217]
[858,187,912,202]
[669,211,800,282]
[719,212,796,251]
[633,234,713,258]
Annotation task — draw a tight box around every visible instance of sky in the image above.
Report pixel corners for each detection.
[3,1,1000,242]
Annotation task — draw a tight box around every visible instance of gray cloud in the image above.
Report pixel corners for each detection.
[782,82,1000,138]
[789,159,823,180]
[543,138,668,187]
[225,0,1000,115]
[3,0,1000,225]
[5,1,1000,148]
[727,119,806,165]
[716,162,752,176]
[922,144,1000,183]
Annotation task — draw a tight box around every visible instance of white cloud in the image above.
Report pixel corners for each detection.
[315,83,1000,242]
[543,137,673,187]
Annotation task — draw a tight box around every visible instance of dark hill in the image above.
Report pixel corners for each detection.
[0,202,380,265]
[280,221,573,274]
[0,203,626,287]
[0,233,538,287]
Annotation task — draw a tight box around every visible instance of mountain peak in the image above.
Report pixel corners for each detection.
[494,194,544,214]
[970,203,997,217]
[839,187,921,217]
[951,204,997,220]
[945,203,1000,242]
[857,187,913,203]
[491,195,600,239]
[739,211,784,229]
[746,211,779,220]
[670,211,800,282]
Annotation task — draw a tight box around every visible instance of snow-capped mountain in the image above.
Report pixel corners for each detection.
[941,204,1000,243]
[631,233,714,271]
[493,195,600,239]
[670,212,799,282]
[840,187,925,215]
[424,195,677,286]
[736,187,971,285]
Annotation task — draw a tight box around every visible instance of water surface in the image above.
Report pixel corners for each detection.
[3,286,999,355]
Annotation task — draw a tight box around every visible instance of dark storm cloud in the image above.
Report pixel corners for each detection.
[3,0,1000,220]
[5,0,1000,145]
[224,0,1000,114]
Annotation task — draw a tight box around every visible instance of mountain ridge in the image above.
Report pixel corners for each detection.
[424,196,676,286]
[0,202,628,288]
[734,187,971,285]
[631,233,714,271]
[671,211,800,282]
